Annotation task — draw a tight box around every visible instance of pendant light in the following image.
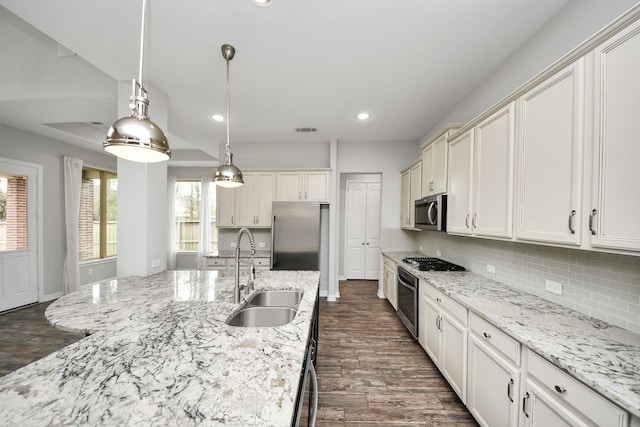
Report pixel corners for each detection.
[103,0,171,163]
[214,44,244,188]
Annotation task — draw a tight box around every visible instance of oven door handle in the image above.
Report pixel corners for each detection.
[397,275,416,291]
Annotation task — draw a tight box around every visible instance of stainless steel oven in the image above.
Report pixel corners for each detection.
[396,266,419,339]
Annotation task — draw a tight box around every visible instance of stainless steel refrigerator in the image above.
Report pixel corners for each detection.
[271,201,321,270]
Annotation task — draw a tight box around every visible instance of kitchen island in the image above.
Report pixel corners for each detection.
[384,251,640,420]
[0,269,320,426]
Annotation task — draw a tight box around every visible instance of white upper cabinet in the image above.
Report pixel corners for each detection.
[216,186,236,227]
[421,125,461,197]
[448,105,515,239]
[447,129,474,235]
[473,103,516,239]
[400,161,422,230]
[237,172,275,227]
[589,20,640,251]
[276,170,330,202]
[515,59,585,245]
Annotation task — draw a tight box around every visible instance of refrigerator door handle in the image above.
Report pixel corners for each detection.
[271,215,276,269]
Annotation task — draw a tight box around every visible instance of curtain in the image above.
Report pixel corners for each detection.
[197,176,211,270]
[63,156,83,294]
[167,175,177,270]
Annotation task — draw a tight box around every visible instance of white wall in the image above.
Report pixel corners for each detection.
[222,142,331,169]
[427,0,640,134]
[0,124,117,298]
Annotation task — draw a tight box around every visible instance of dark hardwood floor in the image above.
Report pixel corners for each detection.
[0,283,477,426]
[317,280,477,426]
[0,301,84,377]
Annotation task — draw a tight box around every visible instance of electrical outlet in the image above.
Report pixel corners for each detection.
[258,242,266,248]
[545,279,563,295]
[486,264,496,274]
[436,250,442,257]
[419,245,423,251]
[151,258,161,268]
[230,242,237,248]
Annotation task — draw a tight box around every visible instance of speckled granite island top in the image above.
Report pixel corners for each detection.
[384,251,640,418]
[0,269,320,426]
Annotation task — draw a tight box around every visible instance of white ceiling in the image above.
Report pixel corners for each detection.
[0,0,571,163]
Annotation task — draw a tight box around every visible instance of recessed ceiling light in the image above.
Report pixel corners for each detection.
[251,0,272,7]
[357,112,370,120]
[212,114,224,122]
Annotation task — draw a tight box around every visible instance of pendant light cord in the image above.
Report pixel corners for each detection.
[138,0,147,86]
[225,55,231,158]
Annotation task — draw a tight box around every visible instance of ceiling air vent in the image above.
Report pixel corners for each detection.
[294,127,317,133]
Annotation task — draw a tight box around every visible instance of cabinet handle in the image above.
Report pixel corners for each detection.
[231,215,234,225]
[435,315,441,331]
[430,181,434,192]
[507,378,514,402]
[361,242,365,245]
[465,214,470,229]
[483,332,491,339]
[436,297,441,303]
[568,210,576,234]
[366,242,370,245]
[472,213,477,229]
[522,392,530,418]
[589,209,597,236]
[554,385,567,394]
[305,191,308,199]
[299,192,302,199]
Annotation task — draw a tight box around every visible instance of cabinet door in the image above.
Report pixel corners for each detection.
[474,103,515,239]
[467,334,520,427]
[421,143,434,196]
[216,186,236,227]
[383,263,397,309]
[523,381,589,427]
[277,172,303,201]
[590,21,640,251]
[440,310,467,403]
[236,173,258,226]
[420,294,441,367]
[255,172,275,226]
[304,171,329,202]
[431,135,449,195]
[400,170,411,229]
[447,129,473,235]
[516,60,584,245]
[409,162,422,228]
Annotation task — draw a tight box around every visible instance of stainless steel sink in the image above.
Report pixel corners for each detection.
[225,306,297,327]
[248,290,303,308]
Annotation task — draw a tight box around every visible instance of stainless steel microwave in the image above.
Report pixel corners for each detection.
[415,194,447,231]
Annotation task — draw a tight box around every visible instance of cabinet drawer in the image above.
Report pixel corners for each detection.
[469,312,520,366]
[254,257,270,267]
[206,258,227,268]
[528,351,627,427]
[423,284,467,326]
[383,256,396,270]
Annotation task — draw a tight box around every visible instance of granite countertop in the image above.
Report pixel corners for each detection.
[383,251,640,418]
[0,269,320,426]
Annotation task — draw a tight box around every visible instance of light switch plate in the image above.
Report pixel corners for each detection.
[436,250,442,256]
[258,242,266,248]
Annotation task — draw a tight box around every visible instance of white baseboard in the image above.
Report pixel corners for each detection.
[319,289,329,298]
[377,289,386,299]
[338,275,346,281]
[327,294,337,302]
[41,291,64,302]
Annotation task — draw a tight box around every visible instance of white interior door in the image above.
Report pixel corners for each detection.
[364,182,381,280]
[0,158,40,312]
[346,180,381,280]
[346,182,366,279]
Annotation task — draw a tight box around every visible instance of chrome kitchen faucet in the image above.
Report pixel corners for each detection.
[234,227,256,304]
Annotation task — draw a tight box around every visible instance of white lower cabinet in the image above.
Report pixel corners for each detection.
[523,350,628,427]
[418,282,467,402]
[382,256,397,309]
[467,313,521,427]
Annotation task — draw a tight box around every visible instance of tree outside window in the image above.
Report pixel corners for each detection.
[0,174,28,251]
[175,181,218,252]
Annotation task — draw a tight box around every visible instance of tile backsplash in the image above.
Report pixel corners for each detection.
[384,229,640,334]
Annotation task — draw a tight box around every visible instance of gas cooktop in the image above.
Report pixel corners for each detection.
[402,257,465,272]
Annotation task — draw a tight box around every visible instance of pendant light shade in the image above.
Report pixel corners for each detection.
[104,0,171,163]
[214,44,243,187]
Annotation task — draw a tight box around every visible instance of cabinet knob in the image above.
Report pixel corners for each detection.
[483,332,491,339]
[554,385,567,394]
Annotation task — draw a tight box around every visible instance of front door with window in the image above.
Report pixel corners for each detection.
[0,158,40,312]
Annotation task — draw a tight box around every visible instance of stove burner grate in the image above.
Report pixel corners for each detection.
[402,257,465,272]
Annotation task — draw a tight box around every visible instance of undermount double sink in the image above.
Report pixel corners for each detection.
[225,290,303,327]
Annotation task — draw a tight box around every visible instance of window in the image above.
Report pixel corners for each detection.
[174,180,218,252]
[0,174,28,251]
[79,167,117,261]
